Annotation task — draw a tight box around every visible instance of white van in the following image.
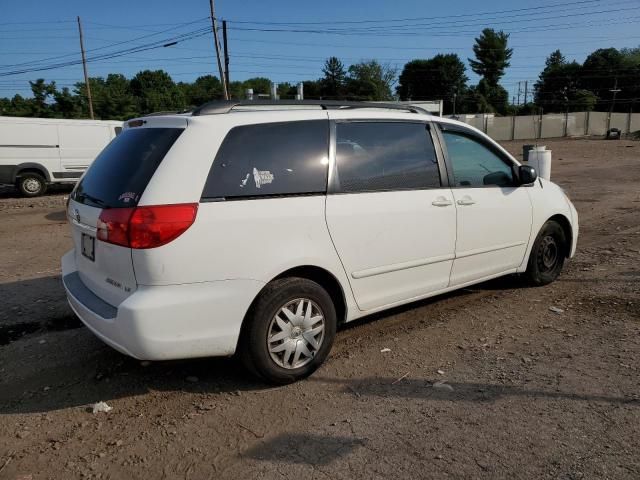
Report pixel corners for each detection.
[0,116,123,196]
[62,100,578,384]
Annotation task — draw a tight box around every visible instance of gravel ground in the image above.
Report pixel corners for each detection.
[0,137,638,479]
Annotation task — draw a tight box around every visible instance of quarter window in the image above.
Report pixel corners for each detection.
[335,122,440,193]
[441,130,515,187]
[202,120,329,199]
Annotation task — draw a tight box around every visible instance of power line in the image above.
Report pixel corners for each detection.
[0,28,211,77]
[0,17,209,71]
[227,0,604,25]
[228,13,640,37]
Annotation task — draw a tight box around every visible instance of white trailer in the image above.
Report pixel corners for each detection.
[0,116,123,197]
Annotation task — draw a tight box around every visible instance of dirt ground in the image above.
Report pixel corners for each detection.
[0,137,638,479]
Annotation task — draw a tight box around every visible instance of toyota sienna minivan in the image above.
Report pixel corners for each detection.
[62,100,578,384]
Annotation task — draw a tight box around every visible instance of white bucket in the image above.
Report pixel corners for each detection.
[528,148,552,181]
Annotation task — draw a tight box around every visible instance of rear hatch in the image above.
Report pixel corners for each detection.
[67,121,186,306]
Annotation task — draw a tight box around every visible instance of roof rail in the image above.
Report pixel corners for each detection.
[191,100,429,116]
[143,109,192,117]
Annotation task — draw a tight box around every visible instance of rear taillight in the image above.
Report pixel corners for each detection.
[97,204,198,249]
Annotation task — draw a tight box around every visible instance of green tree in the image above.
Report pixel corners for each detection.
[29,79,57,117]
[534,51,587,112]
[228,80,246,99]
[7,94,33,116]
[468,29,512,113]
[582,48,639,112]
[571,89,597,111]
[53,87,82,118]
[99,74,137,119]
[242,77,272,96]
[302,80,321,99]
[181,75,223,107]
[397,54,468,113]
[320,57,347,98]
[469,29,513,85]
[277,82,297,99]
[346,60,396,101]
[129,70,185,114]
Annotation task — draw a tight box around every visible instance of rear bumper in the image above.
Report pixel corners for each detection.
[61,250,265,360]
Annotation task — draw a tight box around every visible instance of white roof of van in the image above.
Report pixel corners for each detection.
[0,116,123,126]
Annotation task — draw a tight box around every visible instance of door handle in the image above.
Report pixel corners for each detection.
[456,196,475,206]
[431,196,453,207]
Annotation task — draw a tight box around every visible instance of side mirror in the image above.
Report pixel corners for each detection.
[518,165,537,185]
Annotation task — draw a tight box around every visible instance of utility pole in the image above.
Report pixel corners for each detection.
[222,20,230,92]
[523,80,528,106]
[452,91,457,116]
[209,0,228,100]
[608,77,621,132]
[77,16,94,119]
[516,81,521,106]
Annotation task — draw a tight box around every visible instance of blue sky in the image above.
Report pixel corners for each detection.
[1,0,639,101]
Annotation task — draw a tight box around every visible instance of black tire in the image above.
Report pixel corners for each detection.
[523,220,567,286]
[238,277,337,384]
[17,172,47,197]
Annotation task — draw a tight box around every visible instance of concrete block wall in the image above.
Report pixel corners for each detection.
[450,111,640,140]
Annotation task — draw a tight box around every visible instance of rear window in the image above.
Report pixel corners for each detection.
[201,120,329,200]
[72,127,183,208]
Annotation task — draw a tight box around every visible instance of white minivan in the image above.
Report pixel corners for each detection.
[62,101,578,384]
[0,116,123,196]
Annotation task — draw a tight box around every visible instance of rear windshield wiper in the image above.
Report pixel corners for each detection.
[75,192,108,208]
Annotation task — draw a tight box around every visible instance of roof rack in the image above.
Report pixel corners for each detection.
[191,100,429,116]
[143,109,192,117]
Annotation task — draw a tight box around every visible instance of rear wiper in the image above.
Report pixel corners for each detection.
[77,192,107,208]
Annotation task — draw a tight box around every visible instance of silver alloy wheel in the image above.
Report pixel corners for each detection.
[267,298,325,369]
[23,178,41,194]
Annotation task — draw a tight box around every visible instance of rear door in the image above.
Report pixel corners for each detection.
[325,119,456,311]
[58,124,112,177]
[67,121,185,306]
[436,123,533,286]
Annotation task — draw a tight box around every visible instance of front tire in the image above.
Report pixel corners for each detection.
[239,277,337,384]
[523,220,567,286]
[17,172,47,197]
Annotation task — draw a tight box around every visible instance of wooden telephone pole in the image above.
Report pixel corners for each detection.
[209,0,229,100]
[77,16,94,119]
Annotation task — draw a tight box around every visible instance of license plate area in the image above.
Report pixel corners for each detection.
[81,233,95,261]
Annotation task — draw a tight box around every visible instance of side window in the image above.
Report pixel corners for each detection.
[441,130,514,187]
[335,122,440,193]
[202,120,329,199]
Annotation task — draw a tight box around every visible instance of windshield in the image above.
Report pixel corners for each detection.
[72,127,183,208]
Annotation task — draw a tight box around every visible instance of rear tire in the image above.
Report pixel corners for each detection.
[523,220,567,286]
[239,277,336,384]
[17,172,47,197]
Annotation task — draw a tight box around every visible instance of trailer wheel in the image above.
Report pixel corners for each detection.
[17,172,47,197]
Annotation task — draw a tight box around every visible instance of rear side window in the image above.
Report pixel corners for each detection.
[335,122,440,193]
[72,127,183,208]
[202,120,329,199]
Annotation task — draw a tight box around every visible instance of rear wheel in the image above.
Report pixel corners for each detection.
[17,172,47,197]
[239,277,336,384]
[523,220,567,286]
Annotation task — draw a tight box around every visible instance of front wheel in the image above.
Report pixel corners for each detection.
[17,172,47,197]
[523,220,567,286]
[239,277,337,384]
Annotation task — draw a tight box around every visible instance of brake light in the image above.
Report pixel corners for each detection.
[97,204,198,249]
